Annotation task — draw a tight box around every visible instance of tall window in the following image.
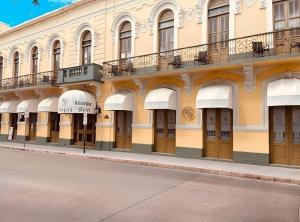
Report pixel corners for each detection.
[208,0,229,48]
[119,22,132,59]
[81,31,92,65]
[13,52,19,78]
[273,0,300,30]
[53,41,61,74]
[0,56,3,80]
[31,46,38,74]
[158,10,174,54]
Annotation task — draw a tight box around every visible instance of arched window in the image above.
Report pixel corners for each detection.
[273,0,300,30]
[119,22,132,59]
[0,56,3,80]
[13,52,19,78]
[81,31,92,65]
[53,40,61,74]
[31,46,38,74]
[208,0,229,48]
[158,10,174,54]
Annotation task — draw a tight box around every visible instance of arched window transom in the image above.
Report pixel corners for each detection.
[81,31,92,65]
[208,0,229,48]
[13,52,19,77]
[31,46,38,74]
[158,10,174,54]
[53,40,61,74]
[119,21,132,59]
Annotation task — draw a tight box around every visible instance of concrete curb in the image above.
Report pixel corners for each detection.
[2,146,300,186]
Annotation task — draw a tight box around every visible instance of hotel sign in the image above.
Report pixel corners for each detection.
[58,93,96,114]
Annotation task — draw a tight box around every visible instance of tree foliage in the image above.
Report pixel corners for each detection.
[33,0,39,5]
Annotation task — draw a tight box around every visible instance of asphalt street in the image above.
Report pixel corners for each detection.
[0,148,299,222]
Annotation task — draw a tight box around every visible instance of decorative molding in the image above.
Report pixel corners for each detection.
[176,124,201,130]
[195,3,203,23]
[111,12,138,59]
[259,0,266,9]
[36,121,48,126]
[148,0,181,52]
[96,122,113,128]
[74,22,96,65]
[132,123,152,129]
[244,0,255,7]
[180,73,192,95]
[235,0,242,14]
[59,122,71,127]
[243,63,256,92]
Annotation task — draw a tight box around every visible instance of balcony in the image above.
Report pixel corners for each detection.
[102,27,300,79]
[57,63,102,84]
[0,71,56,90]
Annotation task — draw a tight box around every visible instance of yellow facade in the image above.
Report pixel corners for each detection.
[0,0,300,166]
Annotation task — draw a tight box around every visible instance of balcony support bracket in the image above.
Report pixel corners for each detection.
[133,79,145,96]
[181,73,193,95]
[243,63,256,92]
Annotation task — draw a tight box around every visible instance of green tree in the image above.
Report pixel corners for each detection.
[33,0,39,5]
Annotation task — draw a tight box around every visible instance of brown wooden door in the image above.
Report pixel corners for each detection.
[29,113,37,141]
[73,114,96,147]
[115,111,132,149]
[49,112,60,143]
[10,113,18,140]
[154,110,176,154]
[270,106,300,166]
[204,108,233,159]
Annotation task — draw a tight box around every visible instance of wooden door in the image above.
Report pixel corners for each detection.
[49,112,60,143]
[204,108,233,159]
[154,110,176,154]
[74,113,96,147]
[208,12,229,63]
[10,113,18,140]
[74,114,84,146]
[115,111,132,149]
[290,106,300,165]
[86,114,96,147]
[270,106,300,166]
[29,113,37,141]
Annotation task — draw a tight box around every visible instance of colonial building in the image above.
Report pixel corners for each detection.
[0,0,299,167]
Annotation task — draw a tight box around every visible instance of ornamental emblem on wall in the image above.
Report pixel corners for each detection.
[182,106,195,120]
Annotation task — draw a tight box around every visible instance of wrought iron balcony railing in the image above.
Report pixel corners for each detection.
[0,71,56,90]
[102,27,300,78]
[57,63,102,84]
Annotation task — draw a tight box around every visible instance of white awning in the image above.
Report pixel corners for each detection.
[144,88,176,110]
[38,97,59,112]
[267,78,300,106]
[104,93,134,111]
[58,90,96,114]
[196,85,233,109]
[0,101,20,113]
[17,99,39,113]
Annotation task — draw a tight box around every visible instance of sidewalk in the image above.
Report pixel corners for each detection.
[0,141,299,186]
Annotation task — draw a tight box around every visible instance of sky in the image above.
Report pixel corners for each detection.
[0,0,77,27]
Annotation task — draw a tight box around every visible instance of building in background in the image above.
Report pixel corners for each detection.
[0,0,299,167]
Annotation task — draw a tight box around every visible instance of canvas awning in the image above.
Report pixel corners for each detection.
[0,101,20,113]
[196,85,233,109]
[104,93,134,111]
[17,99,39,113]
[267,78,300,106]
[38,97,59,112]
[144,88,176,110]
